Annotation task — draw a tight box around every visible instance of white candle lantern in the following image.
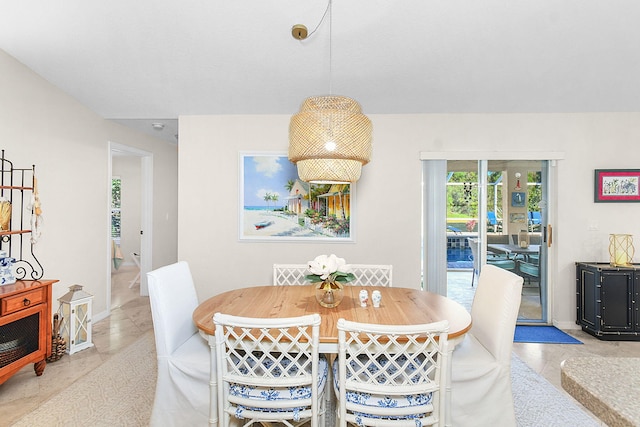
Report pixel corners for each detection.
[609,234,635,267]
[57,284,94,354]
[518,229,530,248]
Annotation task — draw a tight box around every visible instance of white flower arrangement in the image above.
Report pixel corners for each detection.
[306,254,355,288]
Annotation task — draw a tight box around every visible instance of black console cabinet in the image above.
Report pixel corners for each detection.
[576,262,640,340]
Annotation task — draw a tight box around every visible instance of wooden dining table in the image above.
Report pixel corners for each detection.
[193,284,472,427]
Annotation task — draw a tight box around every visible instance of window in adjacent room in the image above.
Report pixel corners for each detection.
[111,177,122,243]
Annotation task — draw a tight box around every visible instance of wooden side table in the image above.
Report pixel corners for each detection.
[0,279,58,384]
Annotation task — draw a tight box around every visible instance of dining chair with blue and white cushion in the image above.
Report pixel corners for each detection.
[335,318,450,427]
[214,313,327,427]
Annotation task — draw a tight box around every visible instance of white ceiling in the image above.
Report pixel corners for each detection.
[2,1,640,143]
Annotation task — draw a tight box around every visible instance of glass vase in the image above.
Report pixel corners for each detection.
[314,280,344,308]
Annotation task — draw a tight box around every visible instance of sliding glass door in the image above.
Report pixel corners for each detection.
[423,157,552,324]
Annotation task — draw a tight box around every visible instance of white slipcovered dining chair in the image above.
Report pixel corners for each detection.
[214,313,328,427]
[450,264,523,427]
[147,261,211,426]
[273,263,393,287]
[334,318,450,427]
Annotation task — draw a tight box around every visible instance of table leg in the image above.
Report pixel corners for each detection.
[325,355,335,427]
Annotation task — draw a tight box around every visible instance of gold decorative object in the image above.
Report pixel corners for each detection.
[0,200,11,231]
[609,234,634,267]
[314,280,345,308]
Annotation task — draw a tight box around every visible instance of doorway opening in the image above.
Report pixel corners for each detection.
[107,142,153,317]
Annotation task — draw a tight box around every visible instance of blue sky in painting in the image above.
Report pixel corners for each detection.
[243,155,299,208]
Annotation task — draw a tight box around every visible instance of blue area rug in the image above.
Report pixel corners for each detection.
[514,326,583,344]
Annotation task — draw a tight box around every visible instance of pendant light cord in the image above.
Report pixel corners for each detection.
[329,0,333,95]
[302,0,333,95]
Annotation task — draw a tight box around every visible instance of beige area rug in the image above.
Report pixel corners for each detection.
[511,353,600,426]
[11,332,156,427]
[11,331,599,427]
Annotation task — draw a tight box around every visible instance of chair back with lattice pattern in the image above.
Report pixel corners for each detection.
[214,313,326,427]
[273,264,310,286]
[335,319,449,427]
[274,263,392,287]
[348,264,393,286]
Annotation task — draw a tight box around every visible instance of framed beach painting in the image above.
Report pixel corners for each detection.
[509,212,527,224]
[239,152,355,242]
[594,169,640,203]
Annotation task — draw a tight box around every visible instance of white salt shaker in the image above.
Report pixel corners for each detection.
[359,289,369,307]
[372,290,382,308]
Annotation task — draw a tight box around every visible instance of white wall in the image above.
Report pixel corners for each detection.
[178,113,640,327]
[1,49,179,319]
[5,43,637,328]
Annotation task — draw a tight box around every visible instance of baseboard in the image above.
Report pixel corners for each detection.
[553,319,580,330]
[93,309,109,324]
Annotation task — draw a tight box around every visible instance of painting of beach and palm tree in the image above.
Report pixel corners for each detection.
[239,152,354,241]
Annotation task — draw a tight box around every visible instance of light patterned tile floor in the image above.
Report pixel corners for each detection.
[3,266,638,426]
[1,265,150,426]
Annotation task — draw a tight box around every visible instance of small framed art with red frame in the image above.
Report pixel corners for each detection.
[594,169,640,203]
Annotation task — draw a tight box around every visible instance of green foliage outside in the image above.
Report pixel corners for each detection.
[447,171,541,224]
[111,178,121,209]
[111,178,121,238]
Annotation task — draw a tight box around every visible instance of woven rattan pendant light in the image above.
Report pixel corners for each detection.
[288,0,372,184]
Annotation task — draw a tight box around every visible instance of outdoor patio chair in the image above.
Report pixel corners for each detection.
[517,259,541,303]
[528,212,542,231]
[447,225,462,234]
[487,211,502,232]
[468,237,516,287]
